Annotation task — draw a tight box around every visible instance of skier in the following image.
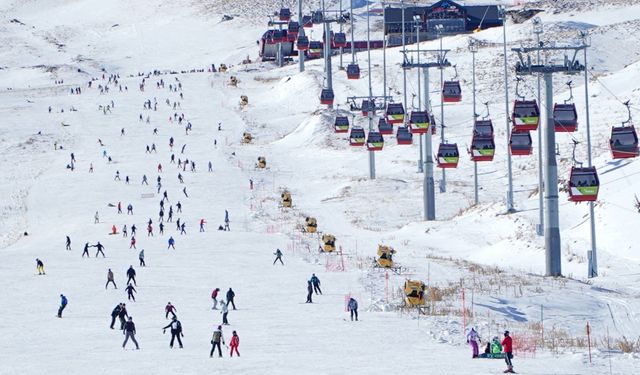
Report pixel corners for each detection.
[211,288,220,310]
[168,236,175,250]
[106,268,117,289]
[310,274,322,295]
[65,236,71,250]
[162,316,184,348]
[147,223,153,236]
[224,210,230,231]
[57,294,68,318]
[159,222,164,235]
[176,201,182,213]
[467,327,480,359]
[210,325,225,358]
[36,258,45,275]
[114,171,120,181]
[199,218,206,232]
[131,224,137,236]
[117,202,122,214]
[122,224,128,238]
[229,331,240,357]
[127,204,133,215]
[348,297,358,321]
[125,283,137,301]
[94,241,106,257]
[180,222,186,235]
[226,288,236,310]
[130,236,137,249]
[139,249,145,266]
[122,317,140,350]
[142,175,148,185]
[502,331,514,373]
[110,303,122,329]
[82,242,90,257]
[94,211,100,224]
[208,161,212,172]
[126,265,137,286]
[182,187,188,198]
[273,248,284,265]
[118,303,129,330]
[165,302,177,319]
[221,300,229,325]
[306,280,313,303]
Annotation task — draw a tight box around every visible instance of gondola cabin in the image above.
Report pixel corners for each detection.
[333,32,347,48]
[302,15,313,28]
[610,126,639,159]
[346,63,360,79]
[473,119,494,137]
[396,126,413,145]
[308,41,323,58]
[385,103,405,124]
[437,143,460,168]
[470,136,495,162]
[568,167,599,202]
[320,88,334,106]
[279,8,291,21]
[378,118,393,135]
[270,29,284,44]
[334,116,350,133]
[349,127,366,146]
[296,36,309,51]
[312,10,323,24]
[553,103,578,132]
[409,111,430,134]
[509,130,532,156]
[366,131,384,151]
[404,280,426,307]
[305,217,318,233]
[287,22,300,41]
[361,99,375,117]
[322,234,336,252]
[376,245,396,268]
[512,100,540,131]
[442,81,462,103]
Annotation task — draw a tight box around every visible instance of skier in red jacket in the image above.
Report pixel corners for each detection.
[229,330,240,357]
[211,288,220,310]
[501,330,514,373]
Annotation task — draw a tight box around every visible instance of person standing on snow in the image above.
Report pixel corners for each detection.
[94,211,100,224]
[57,294,68,318]
[221,300,229,325]
[310,274,322,295]
[165,302,177,319]
[502,331,514,373]
[211,288,221,310]
[106,268,117,289]
[82,242,90,257]
[167,236,175,250]
[125,283,137,301]
[306,281,313,303]
[229,331,240,357]
[139,249,146,267]
[130,236,137,249]
[122,317,140,350]
[226,288,236,310]
[65,236,71,250]
[199,219,206,232]
[118,303,129,330]
[162,316,184,348]
[127,204,133,215]
[94,241,106,257]
[467,327,481,358]
[273,249,284,265]
[110,303,123,329]
[210,325,225,358]
[224,210,230,231]
[347,297,358,321]
[36,258,45,275]
[126,265,137,286]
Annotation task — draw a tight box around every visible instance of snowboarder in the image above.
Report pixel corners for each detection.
[211,288,220,310]
[273,249,284,265]
[163,316,184,348]
[348,297,358,321]
[65,236,71,250]
[82,242,90,257]
[467,327,480,359]
[168,236,175,250]
[94,241,106,257]
[221,300,229,325]
[306,281,313,303]
[125,283,137,301]
[226,288,236,310]
[36,258,45,275]
[106,268,117,289]
[126,265,137,286]
[229,331,240,357]
[210,325,225,358]
[57,294,68,318]
[139,249,145,266]
[310,274,322,295]
[110,303,123,329]
[122,317,140,350]
[502,331,514,373]
[165,302,177,319]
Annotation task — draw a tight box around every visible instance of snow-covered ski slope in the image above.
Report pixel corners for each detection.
[1,0,639,374]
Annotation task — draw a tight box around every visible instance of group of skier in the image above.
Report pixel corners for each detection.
[466,328,515,373]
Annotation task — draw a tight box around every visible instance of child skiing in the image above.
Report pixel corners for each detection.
[229,331,240,357]
[211,288,220,310]
[165,302,177,319]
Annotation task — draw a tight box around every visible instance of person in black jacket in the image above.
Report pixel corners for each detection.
[162,316,184,348]
[122,317,140,349]
[126,265,137,286]
[125,284,137,301]
[110,303,123,329]
[226,288,236,310]
[118,303,129,330]
[306,280,313,303]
